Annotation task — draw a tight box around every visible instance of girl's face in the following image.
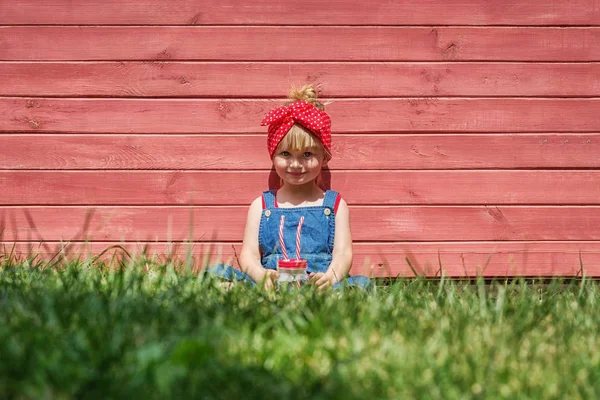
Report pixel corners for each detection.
[272,145,327,187]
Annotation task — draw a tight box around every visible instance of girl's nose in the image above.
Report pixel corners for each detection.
[290,158,302,167]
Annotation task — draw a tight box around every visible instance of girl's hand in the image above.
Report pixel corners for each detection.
[261,269,279,291]
[309,271,337,290]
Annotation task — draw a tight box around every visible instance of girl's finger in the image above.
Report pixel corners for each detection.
[316,275,329,288]
[309,272,322,284]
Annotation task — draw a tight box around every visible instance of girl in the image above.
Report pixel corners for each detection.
[211,85,371,290]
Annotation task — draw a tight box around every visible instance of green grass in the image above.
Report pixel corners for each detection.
[1,253,599,399]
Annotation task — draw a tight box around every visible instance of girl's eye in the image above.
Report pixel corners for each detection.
[303,152,313,158]
[281,151,291,157]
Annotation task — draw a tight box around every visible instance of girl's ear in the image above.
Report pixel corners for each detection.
[322,157,329,168]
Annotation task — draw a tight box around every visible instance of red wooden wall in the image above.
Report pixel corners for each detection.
[1,0,599,277]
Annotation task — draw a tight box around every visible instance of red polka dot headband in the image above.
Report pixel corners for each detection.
[261,100,332,158]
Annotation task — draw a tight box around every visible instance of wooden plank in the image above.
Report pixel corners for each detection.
[2,206,600,242]
[4,241,600,278]
[2,0,599,25]
[3,134,599,170]
[2,170,599,206]
[2,27,599,61]
[3,98,600,134]
[3,62,600,97]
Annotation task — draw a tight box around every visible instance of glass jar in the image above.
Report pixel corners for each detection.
[277,259,308,287]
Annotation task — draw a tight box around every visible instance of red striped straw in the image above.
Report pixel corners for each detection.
[295,216,304,260]
[279,215,289,260]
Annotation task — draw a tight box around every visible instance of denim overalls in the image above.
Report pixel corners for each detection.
[208,190,372,289]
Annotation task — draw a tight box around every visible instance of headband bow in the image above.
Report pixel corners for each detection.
[261,100,332,158]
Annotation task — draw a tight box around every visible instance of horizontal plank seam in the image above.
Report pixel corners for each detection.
[5,95,600,100]
[4,239,600,243]
[2,24,600,27]
[2,133,599,137]
[1,60,600,65]
[2,205,600,209]
[2,169,599,172]
[6,241,600,245]
[2,96,600,100]
[3,203,600,207]
[3,169,600,172]
[3,58,600,62]
[3,130,600,135]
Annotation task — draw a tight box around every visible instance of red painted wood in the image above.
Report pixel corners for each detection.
[2,206,600,242]
[1,2,598,280]
[2,0,598,25]
[2,62,600,97]
[3,98,600,133]
[351,242,600,278]
[4,241,600,278]
[2,27,599,61]
[3,134,599,170]
[1,170,599,205]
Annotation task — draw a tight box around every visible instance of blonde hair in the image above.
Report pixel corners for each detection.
[275,84,332,161]
[284,84,325,110]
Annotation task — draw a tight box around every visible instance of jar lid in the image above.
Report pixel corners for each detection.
[278,259,307,269]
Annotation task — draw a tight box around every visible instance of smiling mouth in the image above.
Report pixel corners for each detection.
[288,172,305,177]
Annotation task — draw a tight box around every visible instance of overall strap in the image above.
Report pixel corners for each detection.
[323,190,341,214]
[261,190,277,209]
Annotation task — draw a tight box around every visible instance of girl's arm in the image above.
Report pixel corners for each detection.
[239,197,278,288]
[311,198,353,289]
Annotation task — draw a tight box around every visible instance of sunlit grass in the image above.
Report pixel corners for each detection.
[1,252,599,399]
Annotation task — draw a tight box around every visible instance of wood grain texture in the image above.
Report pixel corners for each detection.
[4,241,600,278]
[2,0,599,279]
[3,134,599,170]
[2,0,599,25]
[1,170,599,205]
[2,27,599,61]
[2,206,599,242]
[3,62,600,97]
[3,98,600,134]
